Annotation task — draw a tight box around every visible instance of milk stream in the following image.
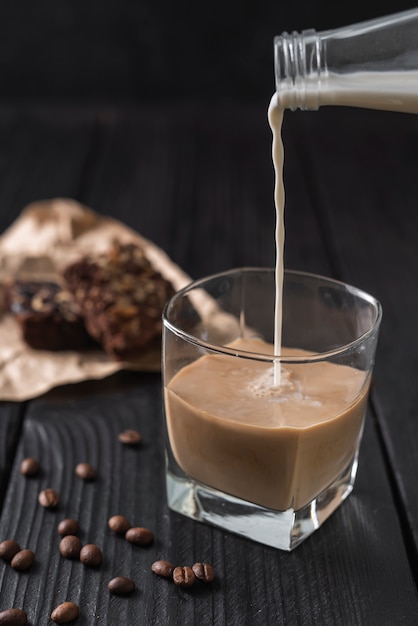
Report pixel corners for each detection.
[268,70,418,390]
[268,93,285,387]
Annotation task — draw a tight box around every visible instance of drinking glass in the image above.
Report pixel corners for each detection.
[162,268,382,550]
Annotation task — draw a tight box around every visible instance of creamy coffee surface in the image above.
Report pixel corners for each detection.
[165,337,369,511]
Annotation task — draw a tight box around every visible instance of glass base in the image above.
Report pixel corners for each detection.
[166,456,358,551]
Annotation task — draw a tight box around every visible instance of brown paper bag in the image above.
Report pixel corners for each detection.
[0,199,191,401]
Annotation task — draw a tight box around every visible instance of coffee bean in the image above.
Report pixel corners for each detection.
[0,608,28,625]
[108,515,132,534]
[20,457,40,476]
[192,562,215,583]
[50,602,79,624]
[0,540,21,561]
[118,429,142,445]
[108,576,135,595]
[151,560,174,578]
[75,463,96,481]
[11,549,35,571]
[59,535,82,559]
[80,544,102,567]
[57,518,79,537]
[38,488,59,508]
[125,527,153,546]
[173,566,195,588]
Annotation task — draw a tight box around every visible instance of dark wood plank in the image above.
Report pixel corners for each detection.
[0,103,417,623]
[80,102,418,620]
[288,106,418,563]
[62,102,418,619]
[80,103,329,279]
[0,375,417,624]
[0,105,96,233]
[0,104,96,498]
[0,403,25,509]
[1,0,417,103]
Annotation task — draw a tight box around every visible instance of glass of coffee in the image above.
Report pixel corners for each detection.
[162,268,382,550]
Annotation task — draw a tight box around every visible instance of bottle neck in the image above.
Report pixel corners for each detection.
[274,30,323,111]
[274,9,418,114]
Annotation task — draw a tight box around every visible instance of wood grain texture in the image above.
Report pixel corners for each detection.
[0,103,418,623]
[0,1,416,102]
[0,403,25,508]
[289,106,418,565]
[0,377,417,624]
[79,103,333,280]
[0,106,96,234]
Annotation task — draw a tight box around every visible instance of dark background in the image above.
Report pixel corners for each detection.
[0,1,417,103]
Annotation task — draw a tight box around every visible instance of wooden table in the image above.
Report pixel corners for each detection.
[0,101,418,624]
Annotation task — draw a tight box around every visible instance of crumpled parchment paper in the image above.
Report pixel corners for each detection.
[0,198,192,401]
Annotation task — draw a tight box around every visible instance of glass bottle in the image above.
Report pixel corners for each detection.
[274,8,418,113]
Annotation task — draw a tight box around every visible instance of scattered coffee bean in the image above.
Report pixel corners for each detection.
[75,463,96,481]
[173,566,195,588]
[0,608,28,625]
[0,540,21,561]
[11,549,35,571]
[108,514,132,534]
[80,544,102,567]
[151,560,175,578]
[20,457,40,477]
[108,576,135,595]
[50,602,79,624]
[125,526,154,546]
[38,488,59,508]
[118,429,142,445]
[57,518,79,537]
[192,562,215,583]
[59,535,82,560]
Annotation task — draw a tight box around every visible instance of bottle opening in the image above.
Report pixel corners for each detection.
[274,29,321,111]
